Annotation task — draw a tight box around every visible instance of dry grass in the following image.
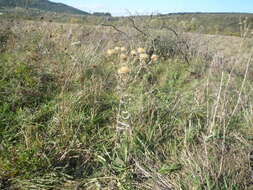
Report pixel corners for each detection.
[0,18,253,190]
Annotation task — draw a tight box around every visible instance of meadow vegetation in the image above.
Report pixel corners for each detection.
[1,8,253,36]
[0,14,253,190]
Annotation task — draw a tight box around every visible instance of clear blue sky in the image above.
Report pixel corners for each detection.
[50,0,253,16]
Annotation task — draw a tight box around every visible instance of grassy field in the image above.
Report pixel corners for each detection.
[0,15,253,190]
[1,8,253,36]
[154,13,253,36]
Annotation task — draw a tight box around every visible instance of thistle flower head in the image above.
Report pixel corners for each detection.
[120,53,128,61]
[107,49,116,56]
[151,54,159,62]
[114,46,121,52]
[139,53,149,62]
[118,66,130,74]
[130,50,137,56]
[120,47,127,52]
[137,47,146,54]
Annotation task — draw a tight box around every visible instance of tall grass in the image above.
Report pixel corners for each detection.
[0,19,252,190]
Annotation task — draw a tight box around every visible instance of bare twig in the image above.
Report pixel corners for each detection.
[160,21,179,38]
[128,17,150,37]
[101,23,129,38]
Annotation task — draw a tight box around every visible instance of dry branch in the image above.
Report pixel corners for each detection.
[101,23,129,38]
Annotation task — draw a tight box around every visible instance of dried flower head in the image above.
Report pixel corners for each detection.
[137,47,146,54]
[130,50,137,56]
[107,49,116,56]
[114,46,121,52]
[139,53,149,62]
[118,66,130,74]
[120,53,128,61]
[151,54,159,62]
[120,47,127,52]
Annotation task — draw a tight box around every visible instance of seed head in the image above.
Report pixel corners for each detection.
[139,53,149,62]
[120,47,127,52]
[118,66,130,74]
[130,50,137,56]
[137,47,146,54]
[114,46,121,52]
[151,54,159,62]
[120,53,128,61]
[107,49,116,56]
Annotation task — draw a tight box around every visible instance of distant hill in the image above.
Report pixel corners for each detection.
[0,0,89,15]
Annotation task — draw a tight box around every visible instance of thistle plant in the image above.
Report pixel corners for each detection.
[107,46,159,135]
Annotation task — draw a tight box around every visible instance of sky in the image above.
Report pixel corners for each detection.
[50,0,253,16]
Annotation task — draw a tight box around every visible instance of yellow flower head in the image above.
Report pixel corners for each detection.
[139,53,149,62]
[137,47,146,54]
[118,66,130,74]
[151,54,159,62]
